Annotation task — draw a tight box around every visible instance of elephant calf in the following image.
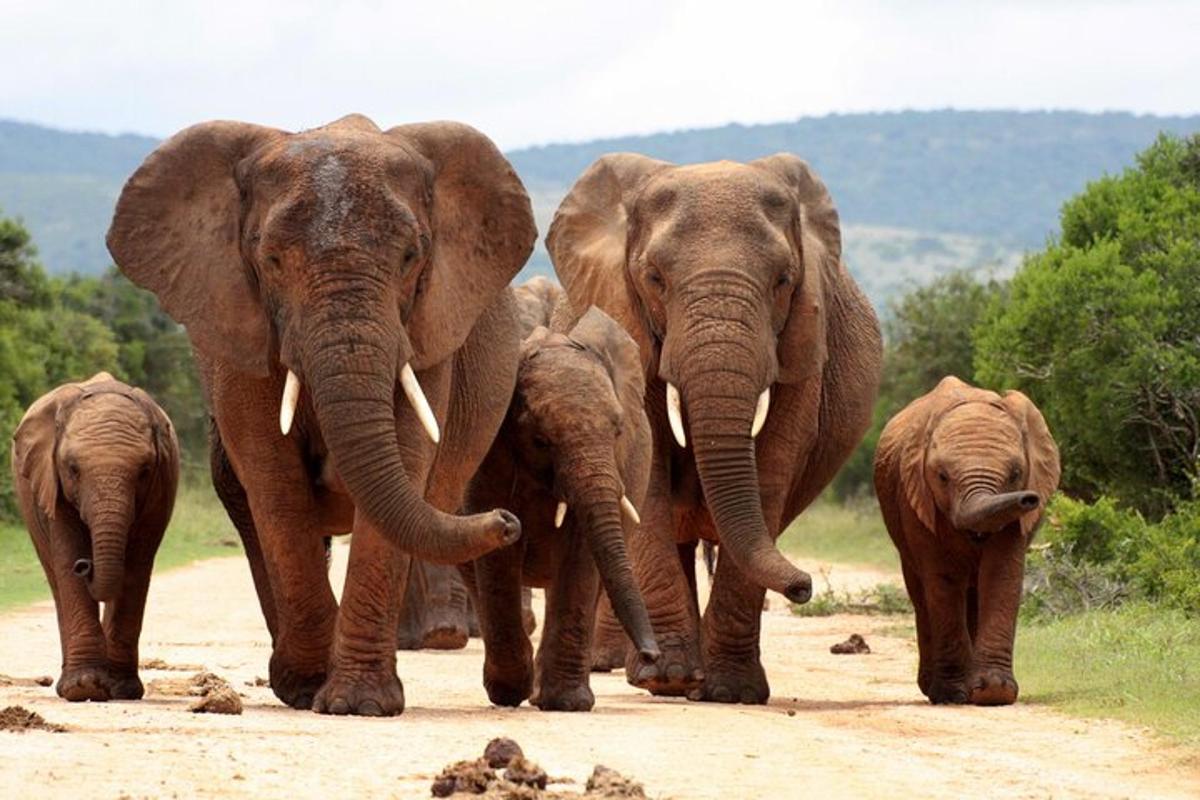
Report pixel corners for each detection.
[873,376,1060,706]
[11,372,179,701]
[465,303,660,711]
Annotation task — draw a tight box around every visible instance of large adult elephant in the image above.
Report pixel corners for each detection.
[546,154,882,703]
[107,114,536,716]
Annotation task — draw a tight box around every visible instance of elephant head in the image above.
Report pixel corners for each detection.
[107,115,536,563]
[546,154,842,602]
[896,377,1061,539]
[514,306,659,662]
[12,373,177,602]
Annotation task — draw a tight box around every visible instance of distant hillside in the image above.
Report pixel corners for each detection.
[2,111,1197,308]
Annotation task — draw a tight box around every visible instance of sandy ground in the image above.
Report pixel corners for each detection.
[2,546,1198,800]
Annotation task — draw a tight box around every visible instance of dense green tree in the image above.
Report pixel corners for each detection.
[975,134,1200,517]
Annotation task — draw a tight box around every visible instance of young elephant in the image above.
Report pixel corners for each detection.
[11,372,179,701]
[465,305,660,711]
[873,376,1059,706]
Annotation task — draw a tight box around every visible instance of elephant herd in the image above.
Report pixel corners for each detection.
[9,114,1060,717]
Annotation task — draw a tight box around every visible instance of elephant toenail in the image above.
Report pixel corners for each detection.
[329,698,349,715]
[666,664,685,681]
[358,700,384,716]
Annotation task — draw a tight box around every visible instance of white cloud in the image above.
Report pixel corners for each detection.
[0,0,1196,148]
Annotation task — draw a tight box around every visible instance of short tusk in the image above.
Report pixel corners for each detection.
[751,387,770,438]
[400,363,440,444]
[666,383,687,448]
[555,500,568,529]
[280,370,301,435]
[620,495,641,525]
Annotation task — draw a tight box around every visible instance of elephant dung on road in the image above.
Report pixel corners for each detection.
[546,153,882,703]
[11,372,179,702]
[873,376,1060,705]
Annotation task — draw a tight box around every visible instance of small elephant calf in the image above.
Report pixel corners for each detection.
[11,372,179,701]
[464,304,660,711]
[873,377,1060,706]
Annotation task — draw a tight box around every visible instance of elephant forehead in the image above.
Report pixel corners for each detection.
[638,164,794,245]
[931,403,1022,453]
[519,353,620,426]
[61,397,152,448]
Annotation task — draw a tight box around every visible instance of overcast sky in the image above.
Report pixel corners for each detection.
[2,0,1197,150]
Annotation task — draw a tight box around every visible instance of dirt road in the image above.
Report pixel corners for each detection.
[2,547,1197,799]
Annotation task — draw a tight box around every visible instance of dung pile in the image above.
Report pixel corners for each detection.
[148,671,243,714]
[830,633,871,655]
[430,738,646,798]
[0,705,66,733]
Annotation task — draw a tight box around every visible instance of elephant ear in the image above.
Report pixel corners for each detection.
[750,154,841,384]
[569,306,647,432]
[387,122,536,369]
[129,388,180,476]
[876,383,959,533]
[12,383,86,519]
[546,153,672,374]
[1002,390,1062,537]
[107,121,282,376]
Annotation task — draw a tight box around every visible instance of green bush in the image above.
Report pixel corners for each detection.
[1024,494,1200,618]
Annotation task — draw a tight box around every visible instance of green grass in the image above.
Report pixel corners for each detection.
[1015,603,1200,744]
[791,581,912,617]
[778,497,900,571]
[0,482,239,611]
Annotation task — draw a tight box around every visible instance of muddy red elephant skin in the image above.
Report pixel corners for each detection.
[11,372,179,702]
[874,376,1061,705]
[465,284,659,711]
[106,114,536,716]
[546,154,882,703]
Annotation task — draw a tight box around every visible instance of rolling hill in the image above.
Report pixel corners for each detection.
[2,110,1197,309]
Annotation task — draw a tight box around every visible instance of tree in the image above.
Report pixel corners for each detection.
[975,134,1200,517]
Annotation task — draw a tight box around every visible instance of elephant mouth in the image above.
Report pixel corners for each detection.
[967,531,990,545]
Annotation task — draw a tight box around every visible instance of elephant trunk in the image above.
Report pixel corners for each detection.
[82,482,135,603]
[668,289,812,604]
[564,453,660,664]
[952,490,1040,534]
[304,296,513,564]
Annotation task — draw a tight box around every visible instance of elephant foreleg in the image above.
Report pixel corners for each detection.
[313,512,408,716]
[42,516,111,702]
[922,568,973,704]
[969,535,1026,705]
[209,421,279,644]
[473,542,533,707]
[532,532,599,712]
[695,542,769,704]
[396,560,472,651]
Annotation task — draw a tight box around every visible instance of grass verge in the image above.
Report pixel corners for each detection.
[0,482,239,612]
[1016,603,1200,744]
[778,497,899,571]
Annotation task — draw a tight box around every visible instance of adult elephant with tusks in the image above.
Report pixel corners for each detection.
[107,114,536,716]
[547,153,882,703]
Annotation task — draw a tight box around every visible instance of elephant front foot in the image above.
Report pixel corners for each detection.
[926,675,970,705]
[532,680,595,712]
[312,668,406,717]
[626,633,703,696]
[106,669,144,700]
[419,610,470,650]
[268,652,327,710]
[590,632,628,672]
[969,669,1019,706]
[57,665,113,702]
[484,658,533,708]
[688,658,769,705]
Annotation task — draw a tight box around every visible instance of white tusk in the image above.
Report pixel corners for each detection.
[555,500,568,529]
[666,383,687,448]
[280,370,301,435]
[400,363,440,444]
[751,387,770,438]
[620,495,641,525]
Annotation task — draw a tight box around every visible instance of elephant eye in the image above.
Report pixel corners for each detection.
[775,273,792,290]
[67,459,80,478]
[402,245,418,266]
[533,433,551,450]
[937,469,950,484]
[1009,465,1023,483]
[646,267,665,290]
